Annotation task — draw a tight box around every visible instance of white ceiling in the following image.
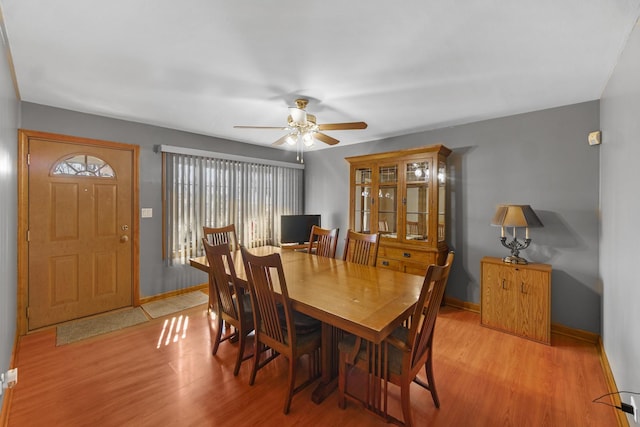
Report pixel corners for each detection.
[2,1,639,151]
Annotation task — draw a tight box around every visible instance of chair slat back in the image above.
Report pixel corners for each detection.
[203,224,238,251]
[308,225,339,258]
[408,251,454,369]
[241,247,291,348]
[342,230,380,266]
[202,239,241,320]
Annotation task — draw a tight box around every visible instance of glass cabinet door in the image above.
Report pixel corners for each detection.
[353,167,372,233]
[404,160,430,242]
[377,165,398,239]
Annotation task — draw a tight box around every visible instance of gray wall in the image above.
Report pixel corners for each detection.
[600,21,640,413]
[20,102,301,298]
[305,101,601,334]
[0,18,20,409]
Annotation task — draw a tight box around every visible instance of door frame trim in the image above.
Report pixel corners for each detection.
[17,129,140,334]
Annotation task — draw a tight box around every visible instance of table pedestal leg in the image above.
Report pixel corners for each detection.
[311,322,340,403]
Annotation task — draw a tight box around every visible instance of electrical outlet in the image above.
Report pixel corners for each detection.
[0,368,18,394]
[5,368,17,388]
[631,395,638,424]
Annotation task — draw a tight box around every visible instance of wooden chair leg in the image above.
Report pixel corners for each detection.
[338,353,347,409]
[283,357,297,414]
[249,341,262,386]
[400,380,413,427]
[211,314,223,355]
[233,331,245,376]
[425,356,440,408]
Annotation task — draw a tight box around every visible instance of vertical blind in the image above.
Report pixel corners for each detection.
[164,151,304,264]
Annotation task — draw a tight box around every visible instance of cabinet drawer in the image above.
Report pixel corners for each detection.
[377,257,428,276]
[378,246,431,263]
[377,257,403,271]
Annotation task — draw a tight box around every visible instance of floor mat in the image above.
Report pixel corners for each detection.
[56,307,149,346]
[141,290,209,319]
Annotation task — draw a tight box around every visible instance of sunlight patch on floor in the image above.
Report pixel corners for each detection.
[156,314,190,348]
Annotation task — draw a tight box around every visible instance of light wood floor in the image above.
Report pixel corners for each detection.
[6,305,618,426]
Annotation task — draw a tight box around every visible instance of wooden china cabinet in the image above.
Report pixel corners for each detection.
[345,144,451,276]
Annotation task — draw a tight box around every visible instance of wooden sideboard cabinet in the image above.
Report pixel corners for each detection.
[480,256,552,345]
[345,144,451,276]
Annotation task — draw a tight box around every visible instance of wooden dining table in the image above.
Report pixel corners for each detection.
[190,246,425,403]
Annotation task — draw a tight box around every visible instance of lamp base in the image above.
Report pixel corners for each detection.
[502,255,529,265]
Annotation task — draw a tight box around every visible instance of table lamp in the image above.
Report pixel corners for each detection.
[491,204,543,264]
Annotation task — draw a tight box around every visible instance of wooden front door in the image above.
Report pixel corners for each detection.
[22,131,139,330]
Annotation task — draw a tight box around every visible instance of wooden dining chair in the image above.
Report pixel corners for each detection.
[240,246,322,414]
[338,252,454,427]
[202,239,254,376]
[342,230,380,266]
[307,225,339,258]
[203,224,239,311]
[203,224,238,251]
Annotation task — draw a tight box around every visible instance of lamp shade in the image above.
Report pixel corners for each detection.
[491,204,543,228]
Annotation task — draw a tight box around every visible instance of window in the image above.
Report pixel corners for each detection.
[163,149,303,264]
[52,154,115,177]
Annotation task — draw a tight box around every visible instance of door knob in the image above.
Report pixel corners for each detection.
[120,235,129,243]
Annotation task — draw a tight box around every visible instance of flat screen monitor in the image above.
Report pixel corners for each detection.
[280,214,321,245]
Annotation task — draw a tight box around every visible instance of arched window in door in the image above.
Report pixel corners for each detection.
[51,154,115,178]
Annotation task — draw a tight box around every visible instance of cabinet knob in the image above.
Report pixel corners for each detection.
[381,261,389,266]
[403,252,411,258]
[521,282,528,294]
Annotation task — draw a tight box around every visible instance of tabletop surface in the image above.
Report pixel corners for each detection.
[190,246,425,343]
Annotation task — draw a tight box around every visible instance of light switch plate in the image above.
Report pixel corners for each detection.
[141,208,153,218]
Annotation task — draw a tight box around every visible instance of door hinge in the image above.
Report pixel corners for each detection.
[26,306,31,319]
[27,153,31,166]
[26,230,30,242]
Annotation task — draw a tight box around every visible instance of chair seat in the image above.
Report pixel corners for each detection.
[232,292,253,323]
[338,326,409,377]
[277,304,321,335]
[291,326,322,348]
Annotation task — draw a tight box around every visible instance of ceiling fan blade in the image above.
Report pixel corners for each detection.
[234,125,288,130]
[315,132,340,146]
[272,134,290,146]
[317,121,368,131]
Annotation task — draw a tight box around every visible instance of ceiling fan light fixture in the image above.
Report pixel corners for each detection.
[302,132,314,147]
[285,134,297,146]
[235,98,367,158]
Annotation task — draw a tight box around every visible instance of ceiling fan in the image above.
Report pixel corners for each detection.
[234,98,368,148]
